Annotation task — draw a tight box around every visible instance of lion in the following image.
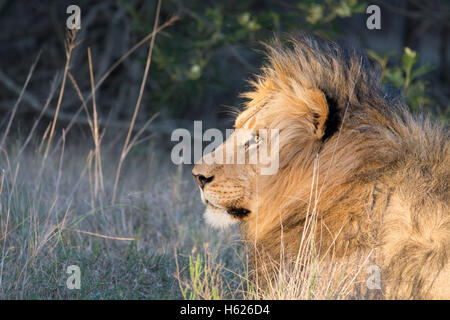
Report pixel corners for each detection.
[192,36,449,299]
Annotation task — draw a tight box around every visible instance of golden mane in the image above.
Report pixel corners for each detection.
[236,37,449,299]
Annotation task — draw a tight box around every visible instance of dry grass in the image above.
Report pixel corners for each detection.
[0,9,240,299]
[0,135,243,299]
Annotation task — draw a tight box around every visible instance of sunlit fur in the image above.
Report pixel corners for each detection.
[204,205,237,229]
[193,36,449,299]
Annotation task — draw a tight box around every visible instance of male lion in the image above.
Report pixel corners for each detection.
[192,36,449,299]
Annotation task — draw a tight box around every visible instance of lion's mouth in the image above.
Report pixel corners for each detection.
[204,200,250,218]
[226,208,251,217]
[201,191,250,218]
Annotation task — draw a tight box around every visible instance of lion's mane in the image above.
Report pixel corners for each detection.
[238,37,449,299]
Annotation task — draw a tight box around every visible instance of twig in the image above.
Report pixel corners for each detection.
[111,0,162,205]
[88,47,105,197]
[12,72,59,163]
[64,228,135,241]
[226,44,258,73]
[44,29,78,156]
[0,51,41,147]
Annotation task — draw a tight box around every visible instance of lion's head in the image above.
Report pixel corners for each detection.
[192,37,373,235]
[192,86,330,229]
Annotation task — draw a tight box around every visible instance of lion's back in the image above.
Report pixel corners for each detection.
[380,113,449,299]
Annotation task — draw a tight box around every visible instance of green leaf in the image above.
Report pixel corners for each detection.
[187,64,202,80]
[238,12,251,26]
[367,49,394,69]
[410,64,434,82]
[335,1,352,17]
[384,69,404,88]
[306,4,324,24]
[401,47,418,74]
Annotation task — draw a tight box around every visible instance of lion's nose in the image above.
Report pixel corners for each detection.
[193,174,214,189]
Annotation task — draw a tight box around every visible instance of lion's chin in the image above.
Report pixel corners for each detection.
[204,205,238,230]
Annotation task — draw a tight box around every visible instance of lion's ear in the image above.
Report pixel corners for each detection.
[307,89,329,140]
